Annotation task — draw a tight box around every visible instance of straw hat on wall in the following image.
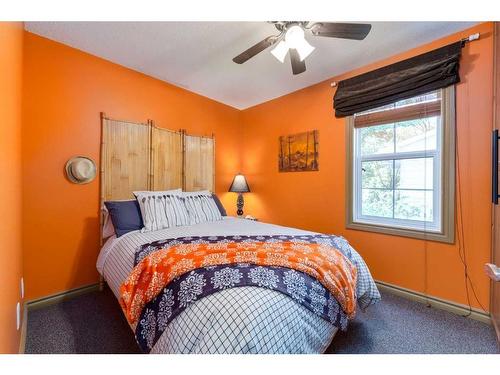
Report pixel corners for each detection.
[65,156,97,184]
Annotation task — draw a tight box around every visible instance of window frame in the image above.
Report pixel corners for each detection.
[345,86,456,243]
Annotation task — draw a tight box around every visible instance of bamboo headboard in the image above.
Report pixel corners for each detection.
[100,116,151,202]
[99,113,215,241]
[184,133,215,192]
[150,123,184,191]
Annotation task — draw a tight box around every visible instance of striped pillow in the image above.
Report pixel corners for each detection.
[134,191,189,232]
[181,191,223,224]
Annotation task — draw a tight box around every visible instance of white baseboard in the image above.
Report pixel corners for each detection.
[375,280,491,325]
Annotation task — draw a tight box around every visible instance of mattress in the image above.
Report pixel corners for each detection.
[97,217,379,353]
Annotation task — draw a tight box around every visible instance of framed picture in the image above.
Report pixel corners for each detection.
[279,130,319,172]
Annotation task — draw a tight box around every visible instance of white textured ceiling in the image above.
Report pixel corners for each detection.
[25,22,477,109]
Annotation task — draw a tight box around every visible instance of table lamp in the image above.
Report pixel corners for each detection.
[228,173,250,216]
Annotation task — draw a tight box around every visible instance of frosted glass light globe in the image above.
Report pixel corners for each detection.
[285,25,315,61]
[270,40,288,63]
[285,25,306,49]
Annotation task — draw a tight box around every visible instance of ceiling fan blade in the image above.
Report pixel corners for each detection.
[232,35,281,64]
[309,22,372,40]
[290,49,306,75]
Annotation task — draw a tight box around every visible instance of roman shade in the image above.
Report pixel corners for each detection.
[354,97,441,128]
[333,41,462,118]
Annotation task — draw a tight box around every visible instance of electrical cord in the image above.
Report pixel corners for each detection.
[455,84,488,316]
[423,98,431,308]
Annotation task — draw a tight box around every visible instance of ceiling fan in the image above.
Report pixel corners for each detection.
[232,21,372,75]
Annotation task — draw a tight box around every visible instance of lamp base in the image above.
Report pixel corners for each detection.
[237,193,244,216]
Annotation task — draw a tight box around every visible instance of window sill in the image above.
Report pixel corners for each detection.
[345,221,454,244]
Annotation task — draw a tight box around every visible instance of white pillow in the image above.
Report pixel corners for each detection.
[135,191,189,232]
[133,188,182,196]
[182,190,211,196]
[181,191,222,224]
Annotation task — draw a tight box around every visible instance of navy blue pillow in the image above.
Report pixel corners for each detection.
[104,200,144,237]
[211,193,227,216]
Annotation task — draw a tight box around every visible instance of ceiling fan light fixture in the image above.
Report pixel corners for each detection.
[270,40,288,63]
[271,25,316,63]
[233,21,372,75]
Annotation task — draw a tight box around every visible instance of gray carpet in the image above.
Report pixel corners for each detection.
[25,288,498,354]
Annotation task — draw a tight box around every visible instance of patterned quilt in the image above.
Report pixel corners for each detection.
[120,234,380,353]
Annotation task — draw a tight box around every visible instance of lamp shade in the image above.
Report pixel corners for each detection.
[228,173,250,193]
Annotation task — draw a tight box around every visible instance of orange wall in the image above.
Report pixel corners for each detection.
[241,22,494,310]
[0,22,24,353]
[21,23,494,311]
[22,32,241,300]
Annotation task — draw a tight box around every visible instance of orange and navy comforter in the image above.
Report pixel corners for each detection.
[119,235,359,352]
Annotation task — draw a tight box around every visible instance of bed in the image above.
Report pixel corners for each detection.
[97,216,380,354]
[97,117,379,353]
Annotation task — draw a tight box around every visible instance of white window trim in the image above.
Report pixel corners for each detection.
[345,86,455,243]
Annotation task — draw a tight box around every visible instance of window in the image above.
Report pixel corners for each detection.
[346,87,455,243]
